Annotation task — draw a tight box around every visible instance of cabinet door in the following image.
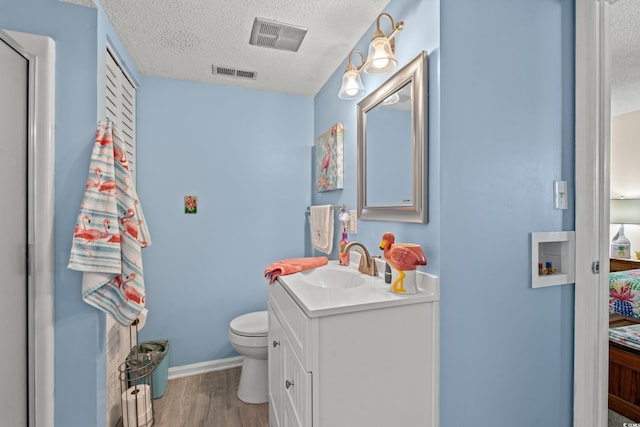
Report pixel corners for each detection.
[282,333,311,427]
[268,307,283,427]
[282,396,302,427]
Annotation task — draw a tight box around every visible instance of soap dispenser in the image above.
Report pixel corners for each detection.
[338,210,350,265]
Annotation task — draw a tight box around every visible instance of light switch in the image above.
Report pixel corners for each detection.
[553,180,568,210]
[348,210,358,233]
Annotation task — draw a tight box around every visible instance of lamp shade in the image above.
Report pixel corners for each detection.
[363,36,397,74]
[338,69,365,99]
[610,199,640,224]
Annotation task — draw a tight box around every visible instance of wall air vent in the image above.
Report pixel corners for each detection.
[249,17,308,52]
[211,65,257,80]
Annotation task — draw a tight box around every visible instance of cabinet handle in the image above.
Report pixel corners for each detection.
[285,380,294,389]
[272,340,280,348]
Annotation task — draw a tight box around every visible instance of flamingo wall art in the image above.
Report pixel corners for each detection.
[315,123,344,192]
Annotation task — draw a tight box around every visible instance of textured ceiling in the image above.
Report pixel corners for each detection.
[69,0,390,97]
[611,0,640,116]
[66,0,639,110]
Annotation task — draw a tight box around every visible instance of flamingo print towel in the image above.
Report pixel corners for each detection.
[68,121,151,326]
[264,256,328,284]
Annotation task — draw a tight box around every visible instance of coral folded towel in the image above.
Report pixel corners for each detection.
[68,121,151,327]
[310,205,334,254]
[264,257,328,285]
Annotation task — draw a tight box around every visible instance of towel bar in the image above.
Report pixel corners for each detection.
[305,204,345,212]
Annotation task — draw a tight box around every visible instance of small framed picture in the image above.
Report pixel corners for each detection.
[184,195,198,214]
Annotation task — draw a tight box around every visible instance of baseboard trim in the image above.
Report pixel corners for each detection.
[168,356,244,380]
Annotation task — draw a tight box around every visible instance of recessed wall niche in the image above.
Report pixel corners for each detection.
[531,231,576,288]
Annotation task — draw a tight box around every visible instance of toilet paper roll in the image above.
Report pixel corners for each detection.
[121,384,153,427]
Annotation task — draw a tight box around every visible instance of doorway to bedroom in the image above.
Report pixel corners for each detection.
[606,1,640,423]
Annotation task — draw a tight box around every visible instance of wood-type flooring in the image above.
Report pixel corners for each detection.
[151,367,269,427]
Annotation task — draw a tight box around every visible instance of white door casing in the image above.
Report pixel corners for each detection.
[0,30,29,427]
[0,30,56,427]
[574,1,611,426]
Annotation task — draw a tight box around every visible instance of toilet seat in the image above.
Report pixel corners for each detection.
[230,311,268,337]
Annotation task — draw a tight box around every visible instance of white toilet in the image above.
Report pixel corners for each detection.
[228,310,269,404]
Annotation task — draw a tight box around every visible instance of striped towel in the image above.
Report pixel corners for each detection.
[68,121,151,326]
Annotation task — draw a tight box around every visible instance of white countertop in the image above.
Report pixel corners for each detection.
[276,255,440,318]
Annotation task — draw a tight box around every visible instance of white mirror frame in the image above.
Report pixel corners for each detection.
[357,50,428,223]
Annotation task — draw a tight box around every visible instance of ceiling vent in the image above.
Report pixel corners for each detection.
[249,18,308,52]
[212,65,257,80]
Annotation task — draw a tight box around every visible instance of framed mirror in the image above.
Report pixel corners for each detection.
[357,50,428,223]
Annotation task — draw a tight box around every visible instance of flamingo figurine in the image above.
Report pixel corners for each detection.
[379,232,427,293]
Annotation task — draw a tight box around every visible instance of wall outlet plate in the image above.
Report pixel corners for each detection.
[553,180,568,210]
[348,210,358,233]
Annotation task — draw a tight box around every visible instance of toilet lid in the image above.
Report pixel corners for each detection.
[230,311,268,337]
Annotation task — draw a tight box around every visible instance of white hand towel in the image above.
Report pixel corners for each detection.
[310,205,334,254]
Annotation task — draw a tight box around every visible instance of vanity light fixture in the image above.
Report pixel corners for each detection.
[338,50,367,99]
[338,12,404,100]
[363,13,404,74]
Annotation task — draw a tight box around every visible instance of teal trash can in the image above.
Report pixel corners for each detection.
[127,340,170,399]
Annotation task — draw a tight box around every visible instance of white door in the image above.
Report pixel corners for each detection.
[0,36,29,426]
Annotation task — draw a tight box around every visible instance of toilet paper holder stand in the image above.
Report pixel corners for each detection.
[118,318,155,427]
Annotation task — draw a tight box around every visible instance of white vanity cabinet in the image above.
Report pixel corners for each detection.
[268,267,439,427]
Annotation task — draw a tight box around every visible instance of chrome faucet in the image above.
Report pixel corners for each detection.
[343,242,378,276]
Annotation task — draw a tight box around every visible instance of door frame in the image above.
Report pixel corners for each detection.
[0,30,56,427]
[574,1,611,426]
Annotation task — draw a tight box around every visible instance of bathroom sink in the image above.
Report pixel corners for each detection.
[295,264,366,289]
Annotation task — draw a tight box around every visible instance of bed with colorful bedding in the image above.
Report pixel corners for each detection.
[609,267,640,421]
[610,269,640,319]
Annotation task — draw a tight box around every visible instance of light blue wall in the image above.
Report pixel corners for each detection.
[136,78,313,365]
[440,1,575,425]
[314,0,575,425]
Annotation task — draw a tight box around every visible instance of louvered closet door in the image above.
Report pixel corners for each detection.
[105,50,136,178]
